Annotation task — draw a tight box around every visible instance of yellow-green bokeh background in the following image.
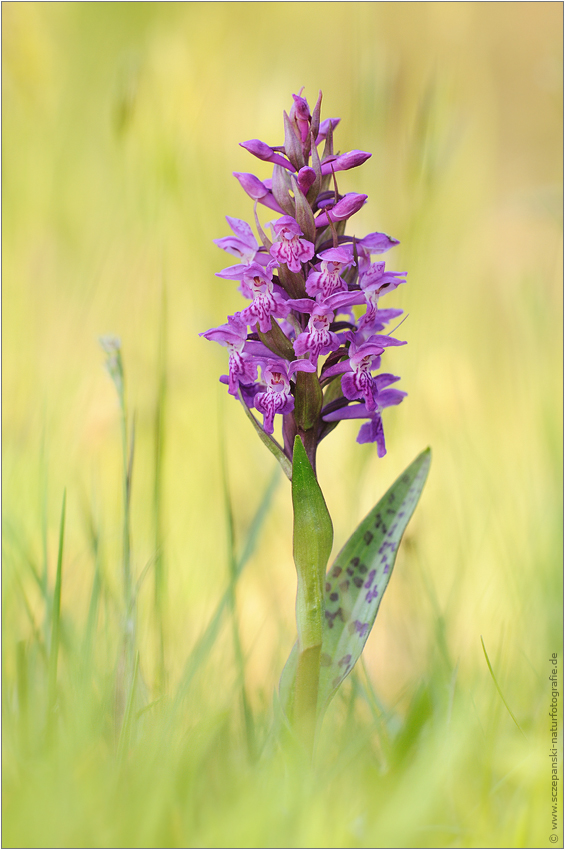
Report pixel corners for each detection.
[3,3,562,847]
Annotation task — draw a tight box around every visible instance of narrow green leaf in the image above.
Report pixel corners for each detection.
[48,489,66,717]
[237,387,292,480]
[317,448,430,712]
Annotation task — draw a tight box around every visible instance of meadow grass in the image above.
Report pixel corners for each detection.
[3,4,562,847]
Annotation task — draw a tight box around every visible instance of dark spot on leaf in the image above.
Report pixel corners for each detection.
[340,580,350,591]
[338,654,352,667]
[325,607,344,628]
[359,563,368,574]
[330,592,338,602]
[364,531,374,545]
[332,566,342,578]
[325,582,331,592]
[346,567,354,576]
[355,621,369,638]
[353,576,363,588]
[350,557,360,567]
[388,492,395,503]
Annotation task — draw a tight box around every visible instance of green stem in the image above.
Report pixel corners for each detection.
[294,644,321,750]
[291,436,333,751]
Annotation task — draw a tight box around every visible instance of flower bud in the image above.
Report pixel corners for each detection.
[314,193,368,228]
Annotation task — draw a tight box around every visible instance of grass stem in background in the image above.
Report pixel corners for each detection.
[47,489,66,728]
[153,280,168,691]
[177,467,280,700]
[480,635,527,739]
[221,436,255,759]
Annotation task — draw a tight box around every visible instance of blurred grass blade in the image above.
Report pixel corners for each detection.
[81,496,103,668]
[177,468,280,698]
[221,435,255,759]
[117,650,140,761]
[153,278,168,688]
[480,635,527,738]
[47,489,66,720]
[280,448,430,720]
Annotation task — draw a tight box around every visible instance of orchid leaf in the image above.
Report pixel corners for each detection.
[279,447,430,720]
[317,447,430,712]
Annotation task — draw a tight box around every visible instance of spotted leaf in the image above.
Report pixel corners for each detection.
[279,447,431,721]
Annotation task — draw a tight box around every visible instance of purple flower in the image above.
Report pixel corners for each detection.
[341,231,401,275]
[293,304,342,365]
[213,216,268,267]
[314,193,368,228]
[200,315,260,396]
[305,247,354,299]
[322,378,407,456]
[357,306,404,337]
[320,150,371,176]
[360,262,406,301]
[201,89,411,466]
[240,139,296,172]
[269,215,315,273]
[289,91,311,142]
[341,339,387,412]
[315,117,340,144]
[255,358,316,434]
[233,172,285,214]
[296,166,317,195]
[231,262,291,333]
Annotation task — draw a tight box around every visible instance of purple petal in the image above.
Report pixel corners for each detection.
[358,231,400,254]
[233,173,284,214]
[315,193,368,228]
[357,415,387,456]
[240,139,296,172]
[322,402,369,421]
[315,117,341,144]
[320,150,371,176]
[297,166,316,195]
[288,359,317,377]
